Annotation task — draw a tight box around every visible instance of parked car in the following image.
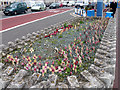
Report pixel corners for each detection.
[24,1,36,9]
[49,3,59,9]
[31,3,46,11]
[3,2,27,16]
[67,1,75,7]
[75,1,84,7]
[45,2,53,7]
[58,2,63,7]
[62,1,69,7]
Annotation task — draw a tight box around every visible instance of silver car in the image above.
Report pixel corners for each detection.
[31,3,46,11]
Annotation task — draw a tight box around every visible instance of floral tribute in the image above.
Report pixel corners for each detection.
[1,17,109,81]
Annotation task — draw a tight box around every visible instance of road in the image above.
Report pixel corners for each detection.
[1,7,74,45]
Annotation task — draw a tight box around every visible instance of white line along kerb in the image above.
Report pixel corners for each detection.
[0,9,73,33]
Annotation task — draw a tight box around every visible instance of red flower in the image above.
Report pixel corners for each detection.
[61,27,63,29]
[52,68,55,72]
[38,56,41,59]
[71,64,73,68]
[39,63,41,66]
[82,55,84,58]
[34,62,37,65]
[68,60,70,63]
[56,29,58,31]
[52,61,54,65]
[5,59,8,62]
[55,66,58,69]
[34,68,36,72]
[74,57,77,60]
[65,46,67,49]
[75,61,78,65]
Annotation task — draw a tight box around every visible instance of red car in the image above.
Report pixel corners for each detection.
[58,3,63,7]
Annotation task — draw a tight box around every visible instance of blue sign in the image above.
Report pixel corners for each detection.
[97,0,103,17]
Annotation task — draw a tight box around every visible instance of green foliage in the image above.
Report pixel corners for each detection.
[64,23,68,28]
[80,21,84,24]
[58,35,63,38]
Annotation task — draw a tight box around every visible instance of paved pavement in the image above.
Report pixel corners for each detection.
[113,8,120,89]
[1,8,74,45]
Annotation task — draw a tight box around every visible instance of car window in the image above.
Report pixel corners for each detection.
[18,4,22,8]
[9,3,17,8]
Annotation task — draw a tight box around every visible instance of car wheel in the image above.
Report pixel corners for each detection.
[24,10,27,13]
[4,13,8,16]
[14,11,17,15]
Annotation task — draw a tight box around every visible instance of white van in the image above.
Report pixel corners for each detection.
[24,1,36,8]
[67,1,75,7]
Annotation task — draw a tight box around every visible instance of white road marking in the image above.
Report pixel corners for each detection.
[0,9,73,33]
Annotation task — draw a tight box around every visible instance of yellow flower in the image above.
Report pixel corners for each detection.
[51,65,53,68]
[7,55,11,58]
[73,59,75,63]
[34,59,37,63]
[33,54,37,59]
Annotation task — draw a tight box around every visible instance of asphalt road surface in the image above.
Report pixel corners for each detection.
[0,7,72,19]
[1,8,74,45]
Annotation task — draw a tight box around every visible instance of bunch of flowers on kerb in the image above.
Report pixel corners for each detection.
[1,17,109,81]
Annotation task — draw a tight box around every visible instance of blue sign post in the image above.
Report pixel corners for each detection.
[97,0,103,17]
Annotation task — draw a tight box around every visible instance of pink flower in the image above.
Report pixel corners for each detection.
[68,60,70,63]
[64,67,66,70]
[21,63,24,66]
[74,57,77,60]
[65,46,67,49]
[86,52,88,54]
[37,67,39,69]
[11,58,13,61]
[27,56,29,59]
[8,56,11,59]
[45,62,48,65]
[71,64,73,68]
[45,66,47,69]
[5,59,8,62]
[38,56,41,59]
[26,67,29,70]
[80,33,82,36]
[74,66,77,69]
[28,64,31,67]
[70,72,72,75]
[67,49,69,51]
[42,70,45,73]
[55,66,58,69]
[34,62,37,65]
[28,59,30,62]
[67,64,69,67]
[52,61,54,65]
[34,68,36,72]
[59,70,62,73]
[82,55,84,58]
[52,68,55,72]
[39,63,41,66]
[61,27,63,29]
